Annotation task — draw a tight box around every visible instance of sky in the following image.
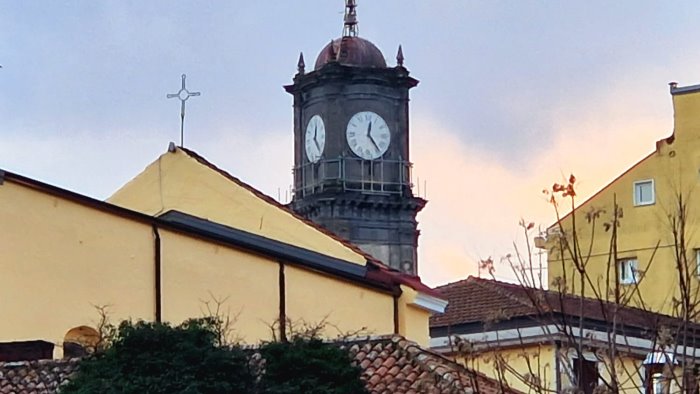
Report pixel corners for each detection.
[2,1,700,286]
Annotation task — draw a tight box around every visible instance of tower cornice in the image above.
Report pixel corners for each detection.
[285,63,418,94]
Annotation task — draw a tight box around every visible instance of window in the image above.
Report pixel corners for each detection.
[651,372,665,394]
[644,352,677,394]
[696,249,700,277]
[618,258,638,284]
[645,364,668,394]
[572,358,598,394]
[634,180,655,206]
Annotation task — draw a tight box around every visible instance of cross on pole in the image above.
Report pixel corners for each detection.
[167,74,200,147]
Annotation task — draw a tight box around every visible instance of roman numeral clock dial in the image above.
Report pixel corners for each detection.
[346,111,391,160]
[304,115,326,163]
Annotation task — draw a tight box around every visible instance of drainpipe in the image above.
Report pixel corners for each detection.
[152,225,162,323]
[278,262,287,342]
[393,293,400,335]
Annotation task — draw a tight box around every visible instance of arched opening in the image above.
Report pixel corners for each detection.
[63,326,100,358]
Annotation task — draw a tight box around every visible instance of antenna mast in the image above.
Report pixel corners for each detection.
[343,0,358,37]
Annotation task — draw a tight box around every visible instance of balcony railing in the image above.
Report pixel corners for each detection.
[294,157,413,198]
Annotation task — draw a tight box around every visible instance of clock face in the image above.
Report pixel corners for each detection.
[346,111,391,160]
[304,115,326,163]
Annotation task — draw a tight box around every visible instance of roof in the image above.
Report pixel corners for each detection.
[348,335,521,394]
[0,337,521,394]
[0,358,80,394]
[430,277,700,339]
[315,36,387,70]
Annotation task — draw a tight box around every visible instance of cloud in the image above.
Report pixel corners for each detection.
[412,73,672,287]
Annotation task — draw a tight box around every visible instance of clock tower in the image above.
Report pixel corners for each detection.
[285,1,426,275]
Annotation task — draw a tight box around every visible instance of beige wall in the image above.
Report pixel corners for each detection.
[0,181,156,355]
[548,89,700,315]
[396,285,431,346]
[1,175,436,355]
[285,265,395,338]
[456,343,557,392]
[159,230,280,343]
[455,342,652,393]
[108,148,367,266]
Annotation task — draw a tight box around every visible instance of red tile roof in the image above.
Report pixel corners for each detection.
[348,335,522,393]
[0,337,520,394]
[430,276,695,333]
[0,358,79,394]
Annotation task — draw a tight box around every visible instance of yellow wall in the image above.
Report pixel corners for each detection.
[548,88,700,315]
[108,148,367,266]
[0,175,434,356]
[159,230,280,343]
[457,343,556,392]
[0,181,155,355]
[457,342,651,393]
[284,265,395,338]
[396,286,431,346]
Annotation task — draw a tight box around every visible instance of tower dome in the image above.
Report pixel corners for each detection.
[314,36,387,70]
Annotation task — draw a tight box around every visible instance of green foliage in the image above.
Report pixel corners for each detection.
[60,318,254,394]
[258,336,368,394]
[61,318,367,394]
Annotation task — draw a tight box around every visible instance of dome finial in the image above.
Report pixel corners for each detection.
[396,45,404,66]
[343,0,358,37]
[297,52,306,74]
[328,39,337,61]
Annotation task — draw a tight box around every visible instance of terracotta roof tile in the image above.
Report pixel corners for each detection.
[430,276,700,335]
[347,335,522,393]
[0,336,520,394]
[0,359,79,394]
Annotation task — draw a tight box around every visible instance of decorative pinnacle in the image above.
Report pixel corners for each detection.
[297,52,305,74]
[343,0,358,37]
[396,45,404,66]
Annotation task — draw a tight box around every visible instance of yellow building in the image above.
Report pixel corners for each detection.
[547,82,700,316]
[0,145,445,359]
[430,277,700,394]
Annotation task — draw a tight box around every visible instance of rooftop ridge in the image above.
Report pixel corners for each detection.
[431,276,696,331]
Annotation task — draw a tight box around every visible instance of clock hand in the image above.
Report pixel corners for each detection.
[313,126,321,152]
[365,121,381,154]
[368,134,380,152]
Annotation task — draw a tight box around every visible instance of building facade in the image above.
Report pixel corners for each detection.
[0,146,445,360]
[547,83,700,316]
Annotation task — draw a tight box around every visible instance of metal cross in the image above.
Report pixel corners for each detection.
[167,74,200,147]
